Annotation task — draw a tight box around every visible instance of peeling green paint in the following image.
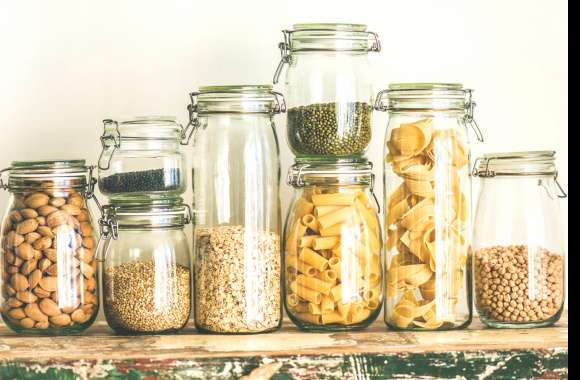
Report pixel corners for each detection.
[0,349,568,380]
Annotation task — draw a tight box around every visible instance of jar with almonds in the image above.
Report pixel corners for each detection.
[472,151,567,328]
[98,199,192,335]
[0,160,100,335]
[375,83,484,330]
[284,160,383,331]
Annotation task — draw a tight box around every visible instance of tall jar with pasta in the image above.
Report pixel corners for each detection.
[284,160,383,331]
[375,83,483,330]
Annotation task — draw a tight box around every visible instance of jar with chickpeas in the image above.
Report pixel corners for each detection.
[0,160,100,334]
[472,151,567,328]
[284,160,383,331]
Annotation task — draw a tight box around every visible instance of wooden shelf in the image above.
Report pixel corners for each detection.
[0,312,568,379]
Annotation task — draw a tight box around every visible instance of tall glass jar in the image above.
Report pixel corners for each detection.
[98,200,192,335]
[0,160,99,335]
[376,83,483,330]
[273,23,381,160]
[189,85,284,334]
[98,116,191,203]
[284,160,383,331]
[472,151,567,328]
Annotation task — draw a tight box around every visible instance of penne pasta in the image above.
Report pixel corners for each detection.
[313,236,339,250]
[312,193,357,206]
[297,274,333,295]
[299,247,329,271]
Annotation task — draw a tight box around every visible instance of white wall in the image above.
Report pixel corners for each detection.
[0,1,568,295]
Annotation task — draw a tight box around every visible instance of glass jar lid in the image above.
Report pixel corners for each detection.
[101,199,192,233]
[282,23,380,53]
[1,159,93,191]
[287,159,374,187]
[189,85,286,115]
[473,151,559,177]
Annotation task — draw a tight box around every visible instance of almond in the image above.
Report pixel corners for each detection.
[33,287,51,298]
[8,307,26,320]
[24,303,48,322]
[20,317,35,328]
[39,298,61,317]
[37,226,54,238]
[6,231,24,249]
[50,197,66,208]
[44,248,58,262]
[70,309,86,323]
[9,210,23,223]
[67,195,83,208]
[24,193,50,209]
[20,259,37,275]
[16,242,34,260]
[37,205,58,217]
[39,276,57,292]
[81,303,94,316]
[11,273,29,291]
[83,291,97,304]
[29,269,42,288]
[82,237,95,249]
[78,248,94,263]
[35,321,49,329]
[84,277,97,291]
[25,232,41,244]
[61,204,81,216]
[6,297,23,308]
[47,210,69,228]
[79,222,93,237]
[62,298,80,314]
[4,284,16,296]
[33,236,52,250]
[5,250,16,264]
[7,265,19,274]
[50,313,71,326]
[20,208,38,219]
[13,256,23,266]
[16,291,37,304]
[36,216,47,226]
[77,210,90,222]
[46,264,58,276]
[38,258,51,272]
[81,262,95,279]
[16,219,38,235]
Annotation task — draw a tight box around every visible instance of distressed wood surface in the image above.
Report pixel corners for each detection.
[0,313,568,379]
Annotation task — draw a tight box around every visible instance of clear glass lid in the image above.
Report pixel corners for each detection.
[287,158,375,187]
[283,23,380,52]
[1,159,92,191]
[375,83,472,111]
[102,116,184,140]
[102,199,192,231]
[189,85,286,115]
[473,151,559,177]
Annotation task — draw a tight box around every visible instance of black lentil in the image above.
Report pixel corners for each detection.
[287,102,372,156]
[100,168,181,194]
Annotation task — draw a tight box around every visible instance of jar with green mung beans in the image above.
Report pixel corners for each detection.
[273,23,381,160]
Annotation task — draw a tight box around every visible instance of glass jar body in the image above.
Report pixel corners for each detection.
[98,139,187,202]
[192,113,282,334]
[284,185,383,331]
[473,176,565,328]
[383,112,473,330]
[284,52,374,159]
[1,189,99,335]
[103,227,191,334]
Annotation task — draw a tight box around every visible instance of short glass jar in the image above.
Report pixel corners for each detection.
[273,23,380,160]
[376,83,483,330]
[189,85,284,334]
[472,151,567,328]
[98,116,191,202]
[284,160,383,331]
[99,200,192,335]
[0,160,99,335]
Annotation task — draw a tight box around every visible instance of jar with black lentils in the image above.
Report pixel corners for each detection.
[473,151,567,328]
[273,23,380,160]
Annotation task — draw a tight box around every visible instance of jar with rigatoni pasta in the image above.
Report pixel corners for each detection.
[375,83,483,330]
[284,160,383,331]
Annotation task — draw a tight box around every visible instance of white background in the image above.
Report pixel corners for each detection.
[0,1,568,305]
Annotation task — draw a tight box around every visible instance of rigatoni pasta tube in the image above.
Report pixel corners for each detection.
[314,205,342,217]
[285,221,308,256]
[354,197,379,234]
[302,214,319,232]
[299,247,329,271]
[313,236,339,250]
[294,198,315,219]
[318,269,338,284]
[308,303,322,315]
[300,235,317,248]
[290,281,322,304]
[337,302,351,319]
[295,312,321,325]
[297,274,333,296]
[350,308,372,324]
[312,192,356,206]
[320,224,343,237]
[287,294,300,308]
[318,207,354,230]
[296,260,317,277]
[329,257,342,280]
[321,312,346,325]
[321,296,335,314]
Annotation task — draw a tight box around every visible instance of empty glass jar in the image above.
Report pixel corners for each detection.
[189,85,284,334]
[273,23,381,160]
[376,83,483,330]
[0,160,99,335]
[284,160,383,331]
[98,116,191,202]
[472,151,567,328]
[98,199,192,335]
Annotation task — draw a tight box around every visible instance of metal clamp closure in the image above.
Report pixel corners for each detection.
[273,30,292,84]
[554,172,568,198]
[98,119,121,171]
[0,167,10,191]
[464,90,484,143]
[95,205,118,263]
[374,89,389,112]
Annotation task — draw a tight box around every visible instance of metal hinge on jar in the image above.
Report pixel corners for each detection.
[0,167,10,191]
[98,119,121,171]
[95,205,119,263]
[463,90,484,143]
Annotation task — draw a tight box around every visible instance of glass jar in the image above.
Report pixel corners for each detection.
[98,116,191,202]
[284,160,383,331]
[0,160,99,335]
[472,151,567,328]
[189,85,284,334]
[273,23,381,160]
[376,83,484,330]
[98,200,192,335]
